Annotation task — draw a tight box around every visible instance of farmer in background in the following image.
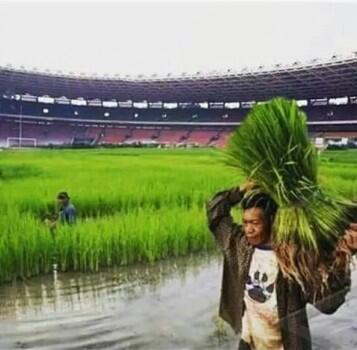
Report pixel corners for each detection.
[57,191,76,225]
[206,181,357,350]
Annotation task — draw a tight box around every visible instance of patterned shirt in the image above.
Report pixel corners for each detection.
[241,246,284,350]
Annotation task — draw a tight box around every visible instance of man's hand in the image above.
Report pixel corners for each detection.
[240,180,256,193]
[227,180,256,205]
[337,223,357,254]
[44,218,57,229]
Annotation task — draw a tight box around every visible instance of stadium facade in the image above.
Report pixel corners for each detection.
[0,54,357,148]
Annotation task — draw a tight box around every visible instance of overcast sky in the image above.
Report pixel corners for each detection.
[0,1,356,76]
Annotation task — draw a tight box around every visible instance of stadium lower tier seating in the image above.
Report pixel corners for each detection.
[0,120,73,145]
[1,107,357,148]
[0,118,234,147]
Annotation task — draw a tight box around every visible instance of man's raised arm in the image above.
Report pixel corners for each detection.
[206,182,253,252]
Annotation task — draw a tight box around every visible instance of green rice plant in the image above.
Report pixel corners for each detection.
[0,147,356,283]
[0,148,233,218]
[0,209,54,282]
[0,204,215,283]
[226,97,357,250]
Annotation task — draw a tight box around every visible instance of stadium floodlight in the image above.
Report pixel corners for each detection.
[102,101,118,108]
[310,98,328,106]
[71,98,87,106]
[119,101,133,108]
[149,102,163,109]
[179,102,193,109]
[199,102,209,109]
[210,102,224,109]
[21,94,37,102]
[350,96,357,104]
[163,102,178,109]
[241,101,256,108]
[55,96,71,105]
[133,101,148,109]
[329,97,348,105]
[225,102,240,109]
[296,99,308,107]
[88,99,102,107]
[38,96,55,104]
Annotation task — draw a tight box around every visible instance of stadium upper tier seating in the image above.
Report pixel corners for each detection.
[1,99,357,147]
[1,99,357,123]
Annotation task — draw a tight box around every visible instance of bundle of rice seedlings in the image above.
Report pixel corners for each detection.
[226,97,356,251]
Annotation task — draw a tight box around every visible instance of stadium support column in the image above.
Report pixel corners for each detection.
[19,102,23,148]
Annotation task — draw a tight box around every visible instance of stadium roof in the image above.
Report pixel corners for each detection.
[1,54,357,103]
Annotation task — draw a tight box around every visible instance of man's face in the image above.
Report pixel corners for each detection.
[57,197,68,208]
[242,207,270,246]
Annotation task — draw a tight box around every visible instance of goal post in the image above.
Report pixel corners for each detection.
[6,137,37,148]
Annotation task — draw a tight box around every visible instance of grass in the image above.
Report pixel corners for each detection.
[0,147,356,283]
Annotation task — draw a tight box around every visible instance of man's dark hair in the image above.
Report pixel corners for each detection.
[57,191,70,200]
[241,192,277,225]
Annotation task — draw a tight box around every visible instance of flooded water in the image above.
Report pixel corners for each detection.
[0,253,356,350]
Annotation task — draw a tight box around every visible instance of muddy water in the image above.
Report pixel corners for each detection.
[0,253,356,350]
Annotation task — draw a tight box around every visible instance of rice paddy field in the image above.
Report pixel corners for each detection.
[0,148,356,284]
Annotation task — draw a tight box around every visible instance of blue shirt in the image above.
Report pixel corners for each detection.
[59,203,76,224]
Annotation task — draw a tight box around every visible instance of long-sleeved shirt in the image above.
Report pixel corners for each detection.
[206,187,352,350]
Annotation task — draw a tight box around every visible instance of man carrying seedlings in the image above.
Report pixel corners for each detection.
[57,191,76,225]
[206,181,357,350]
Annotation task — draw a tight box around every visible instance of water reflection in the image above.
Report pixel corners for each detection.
[0,253,356,349]
[0,252,237,349]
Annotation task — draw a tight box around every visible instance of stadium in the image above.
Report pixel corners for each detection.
[1,53,357,149]
[1,2,357,350]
